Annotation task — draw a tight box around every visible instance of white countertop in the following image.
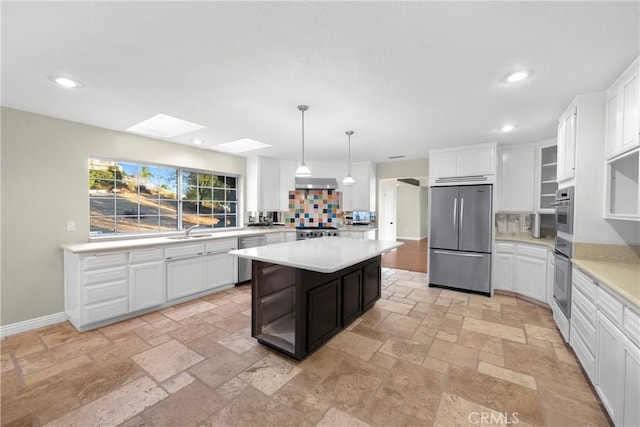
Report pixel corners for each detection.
[229,237,403,273]
[61,227,293,253]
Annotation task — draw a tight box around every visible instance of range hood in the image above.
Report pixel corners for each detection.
[295,177,339,190]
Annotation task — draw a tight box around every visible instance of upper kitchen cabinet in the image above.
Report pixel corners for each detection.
[497,144,535,212]
[342,161,376,212]
[535,141,558,213]
[429,142,497,186]
[557,104,577,183]
[606,56,639,159]
[604,57,640,221]
[246,156,280,212]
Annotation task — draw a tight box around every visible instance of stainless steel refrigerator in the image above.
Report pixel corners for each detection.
[429,184,492,295]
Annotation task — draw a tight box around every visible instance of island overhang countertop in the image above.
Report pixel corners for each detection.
[229,237,403,273]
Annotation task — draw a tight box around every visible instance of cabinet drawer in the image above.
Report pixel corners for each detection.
[266,233,283,244]
[624,306,640,346]
[82,253,127,271]
[83,280,127,305]
[83,297,128,324]
[572,304,596,353]
[517,244,547,259]
[597,287,624,328]
[496,242,515,254]
[573,286,597,327]
[83,266,127,286]
[573,268,596,303]
[165,244,204,259]
[129,248,163,264]
[206,238,237,254]
[570,329,595,382]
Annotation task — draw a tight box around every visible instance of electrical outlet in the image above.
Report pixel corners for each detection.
[66,221,76,232]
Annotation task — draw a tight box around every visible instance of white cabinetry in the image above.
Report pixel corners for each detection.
[204,239,237,291]
[342,161,376,212]
[129,249,165,312]
[340,229,376,240]
[494,242,516,292]
[166,249,204,301]
[606,57,639,159]
[247,156,280,212]
[557,104,577,183]
[64,252,129,331]
[546,250,554,304]
[283,231,296,242]
[497,145,534,212]
[535,142,558,213]
[429,143,497,185]
[492,241,547,302]
[569,266,640,426]
[266,232,284,245]
[605,147,640,220]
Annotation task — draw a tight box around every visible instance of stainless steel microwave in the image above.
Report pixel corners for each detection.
[554,186,574,235]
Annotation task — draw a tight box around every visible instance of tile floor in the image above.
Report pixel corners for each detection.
[1,268,611,426]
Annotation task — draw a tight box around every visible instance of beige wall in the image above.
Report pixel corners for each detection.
[1,108,246,325]
[376,159,428,181]
[395,184,429,240]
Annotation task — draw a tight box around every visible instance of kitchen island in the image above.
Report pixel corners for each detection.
[229,237,403,360]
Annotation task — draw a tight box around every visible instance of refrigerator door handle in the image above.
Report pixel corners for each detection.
[432,250,485,258]
[453,198,457,230]
[460,197,464,229]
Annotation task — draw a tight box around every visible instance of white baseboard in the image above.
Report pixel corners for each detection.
[396,235,429,241]
[0,312,68,338]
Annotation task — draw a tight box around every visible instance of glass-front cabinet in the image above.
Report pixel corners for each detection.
[537,143,558,213]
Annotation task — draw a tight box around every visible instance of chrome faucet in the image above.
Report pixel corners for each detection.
[184,224,199,237]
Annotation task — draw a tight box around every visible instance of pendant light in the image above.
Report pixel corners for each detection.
[295,105,311,177]
[342,130,355,186]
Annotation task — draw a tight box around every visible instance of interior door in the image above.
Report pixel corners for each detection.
[458,185,492,253]
[429,186,459,250]
[382,183,396,241]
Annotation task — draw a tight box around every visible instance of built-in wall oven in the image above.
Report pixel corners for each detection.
[553,186,574,234]
[554,236,573,319]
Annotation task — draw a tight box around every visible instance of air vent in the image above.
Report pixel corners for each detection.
[397,178,420,186]
[388,155,406,159]
[435,175,488,184]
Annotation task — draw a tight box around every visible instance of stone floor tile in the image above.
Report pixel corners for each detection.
[132,340,204,382]
[373,299,414,315]
[272,382,332,424]
[435,331,457,342]
[478,350,505,367]
[215,377,249,400]
[134,317,182,344]
[553,342,580,365]
[428,339,478,368]
[524,323,565,343]
[98,317,148,339]
[422,313,462,335]
[1,352,15,373]
[457,328,504,355]
[162,300,217,322]
[433,392,508,427]
[318,407,371,426]
[477,361,537,390]
[405,288,439,304]
[370,352,398,370]
[377,312,422,338]
[90,334,151,365]
[51,335,111,361]
[139,381,225,427]
[2,377,80,425]
[70,358,145,404]
[23,355,92,385]
[422,356,449,374]
[3,332,45,358]
[462,317,526,343]
[237,353,301,396]
[188,348,252,388]
[525,336,554,351]
[379,337,431,365]
[212,312,252,332]
[298,346,346,380]
[503,341,564,382]
[216,330,259,355]
[161,371,195,394]
[16,349,57,375]
[326,330,383,361]
[43,376,167,427]
[1,368,24,397]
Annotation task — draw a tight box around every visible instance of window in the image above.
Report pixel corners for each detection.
[89,159,239,236]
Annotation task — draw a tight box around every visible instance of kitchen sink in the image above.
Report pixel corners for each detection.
[167,234,212,240]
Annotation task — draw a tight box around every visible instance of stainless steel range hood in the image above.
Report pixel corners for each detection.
[295,177,339,190]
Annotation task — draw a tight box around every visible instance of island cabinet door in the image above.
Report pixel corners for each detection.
[362,258,382,311]
[306,278,341,353]
[342,270,362,326]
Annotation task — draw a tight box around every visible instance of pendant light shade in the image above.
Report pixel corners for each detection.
[342,130,355,186]
[295,105,311,177]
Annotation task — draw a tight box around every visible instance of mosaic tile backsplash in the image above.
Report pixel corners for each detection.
[287,190,341,227]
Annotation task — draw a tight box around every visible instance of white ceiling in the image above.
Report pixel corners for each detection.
[2,1,638,163]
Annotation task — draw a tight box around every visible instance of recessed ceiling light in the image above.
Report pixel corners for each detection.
[126,114,206,139]
[500,124,516,132]
[505,70,529,83]
[192,139,203,145]
[211,138,272,154]
[49,76,82,88]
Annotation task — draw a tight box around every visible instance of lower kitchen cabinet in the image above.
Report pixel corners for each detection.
[596,310,625,424]
[493,241,547,302]
[252,256,382,360]
[623,335,640,427]
[166,256,204,301]
[204,252,236,291]
[128,248,165,312]
[307,279,342,351]
[342,270,362,325]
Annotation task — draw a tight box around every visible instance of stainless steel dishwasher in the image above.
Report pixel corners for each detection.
[238,235,267,282]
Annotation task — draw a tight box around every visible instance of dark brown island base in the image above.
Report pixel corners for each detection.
[229,237,403,360]
[251,256,381,360]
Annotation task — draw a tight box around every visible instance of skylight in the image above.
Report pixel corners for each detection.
[127,114,206,139]
[211,138,272,154]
